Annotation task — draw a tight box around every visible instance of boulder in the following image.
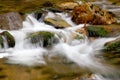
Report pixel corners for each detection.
[2,31,15,47]
[0,12,23,30]
[104,38,120,53]
[72,3,116,25]
[27,31,59,47]
[44,17,71,28]
[57,2,79,10]
[91,0,120,23]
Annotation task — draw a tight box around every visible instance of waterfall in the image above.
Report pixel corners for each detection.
[0,12,119,80]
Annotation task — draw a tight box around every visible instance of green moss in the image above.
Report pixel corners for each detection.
[2,31,15,47]
[27,31,55,47]
[102,38,120,66]
[0,35,4,48]
[104,39,120,53]
[74,34,84,40]
[87,26,109,37]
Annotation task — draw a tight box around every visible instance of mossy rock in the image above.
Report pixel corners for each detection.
[27,31,58,47]
[0,35,4,48]
[74,34,84,40]
[86,26,109,37]
[2,31,15,47]
[34,9,44,20]
[104,38,120,53]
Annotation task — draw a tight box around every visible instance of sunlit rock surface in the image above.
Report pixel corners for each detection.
[57,2,79,10]
[72,3,116,25]
[44,16,71,28]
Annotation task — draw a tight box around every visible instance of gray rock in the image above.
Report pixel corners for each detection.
[0,12,23,30]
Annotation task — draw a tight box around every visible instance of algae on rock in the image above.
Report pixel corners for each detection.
[2,31,15,47]
[86,26,109,37]
[104,38,120,53]
[27,31,58,47]
[0,35,4,48]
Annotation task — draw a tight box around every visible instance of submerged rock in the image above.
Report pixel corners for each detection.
[2,31,15,47]
[71,27,87,40]
[27,31,59,47]
[0,12,23,30]
[34,10,44,20]
[0,31,15,48]
[0,35,4,48]
[44,17,71,28]
[104,38,120,53]
[72,3,116,25]
[75,27,87,38]
[57,2,79,10]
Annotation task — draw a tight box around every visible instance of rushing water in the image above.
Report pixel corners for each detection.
[0,12,120,80]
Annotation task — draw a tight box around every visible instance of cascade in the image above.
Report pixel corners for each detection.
[0,12,119,80]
